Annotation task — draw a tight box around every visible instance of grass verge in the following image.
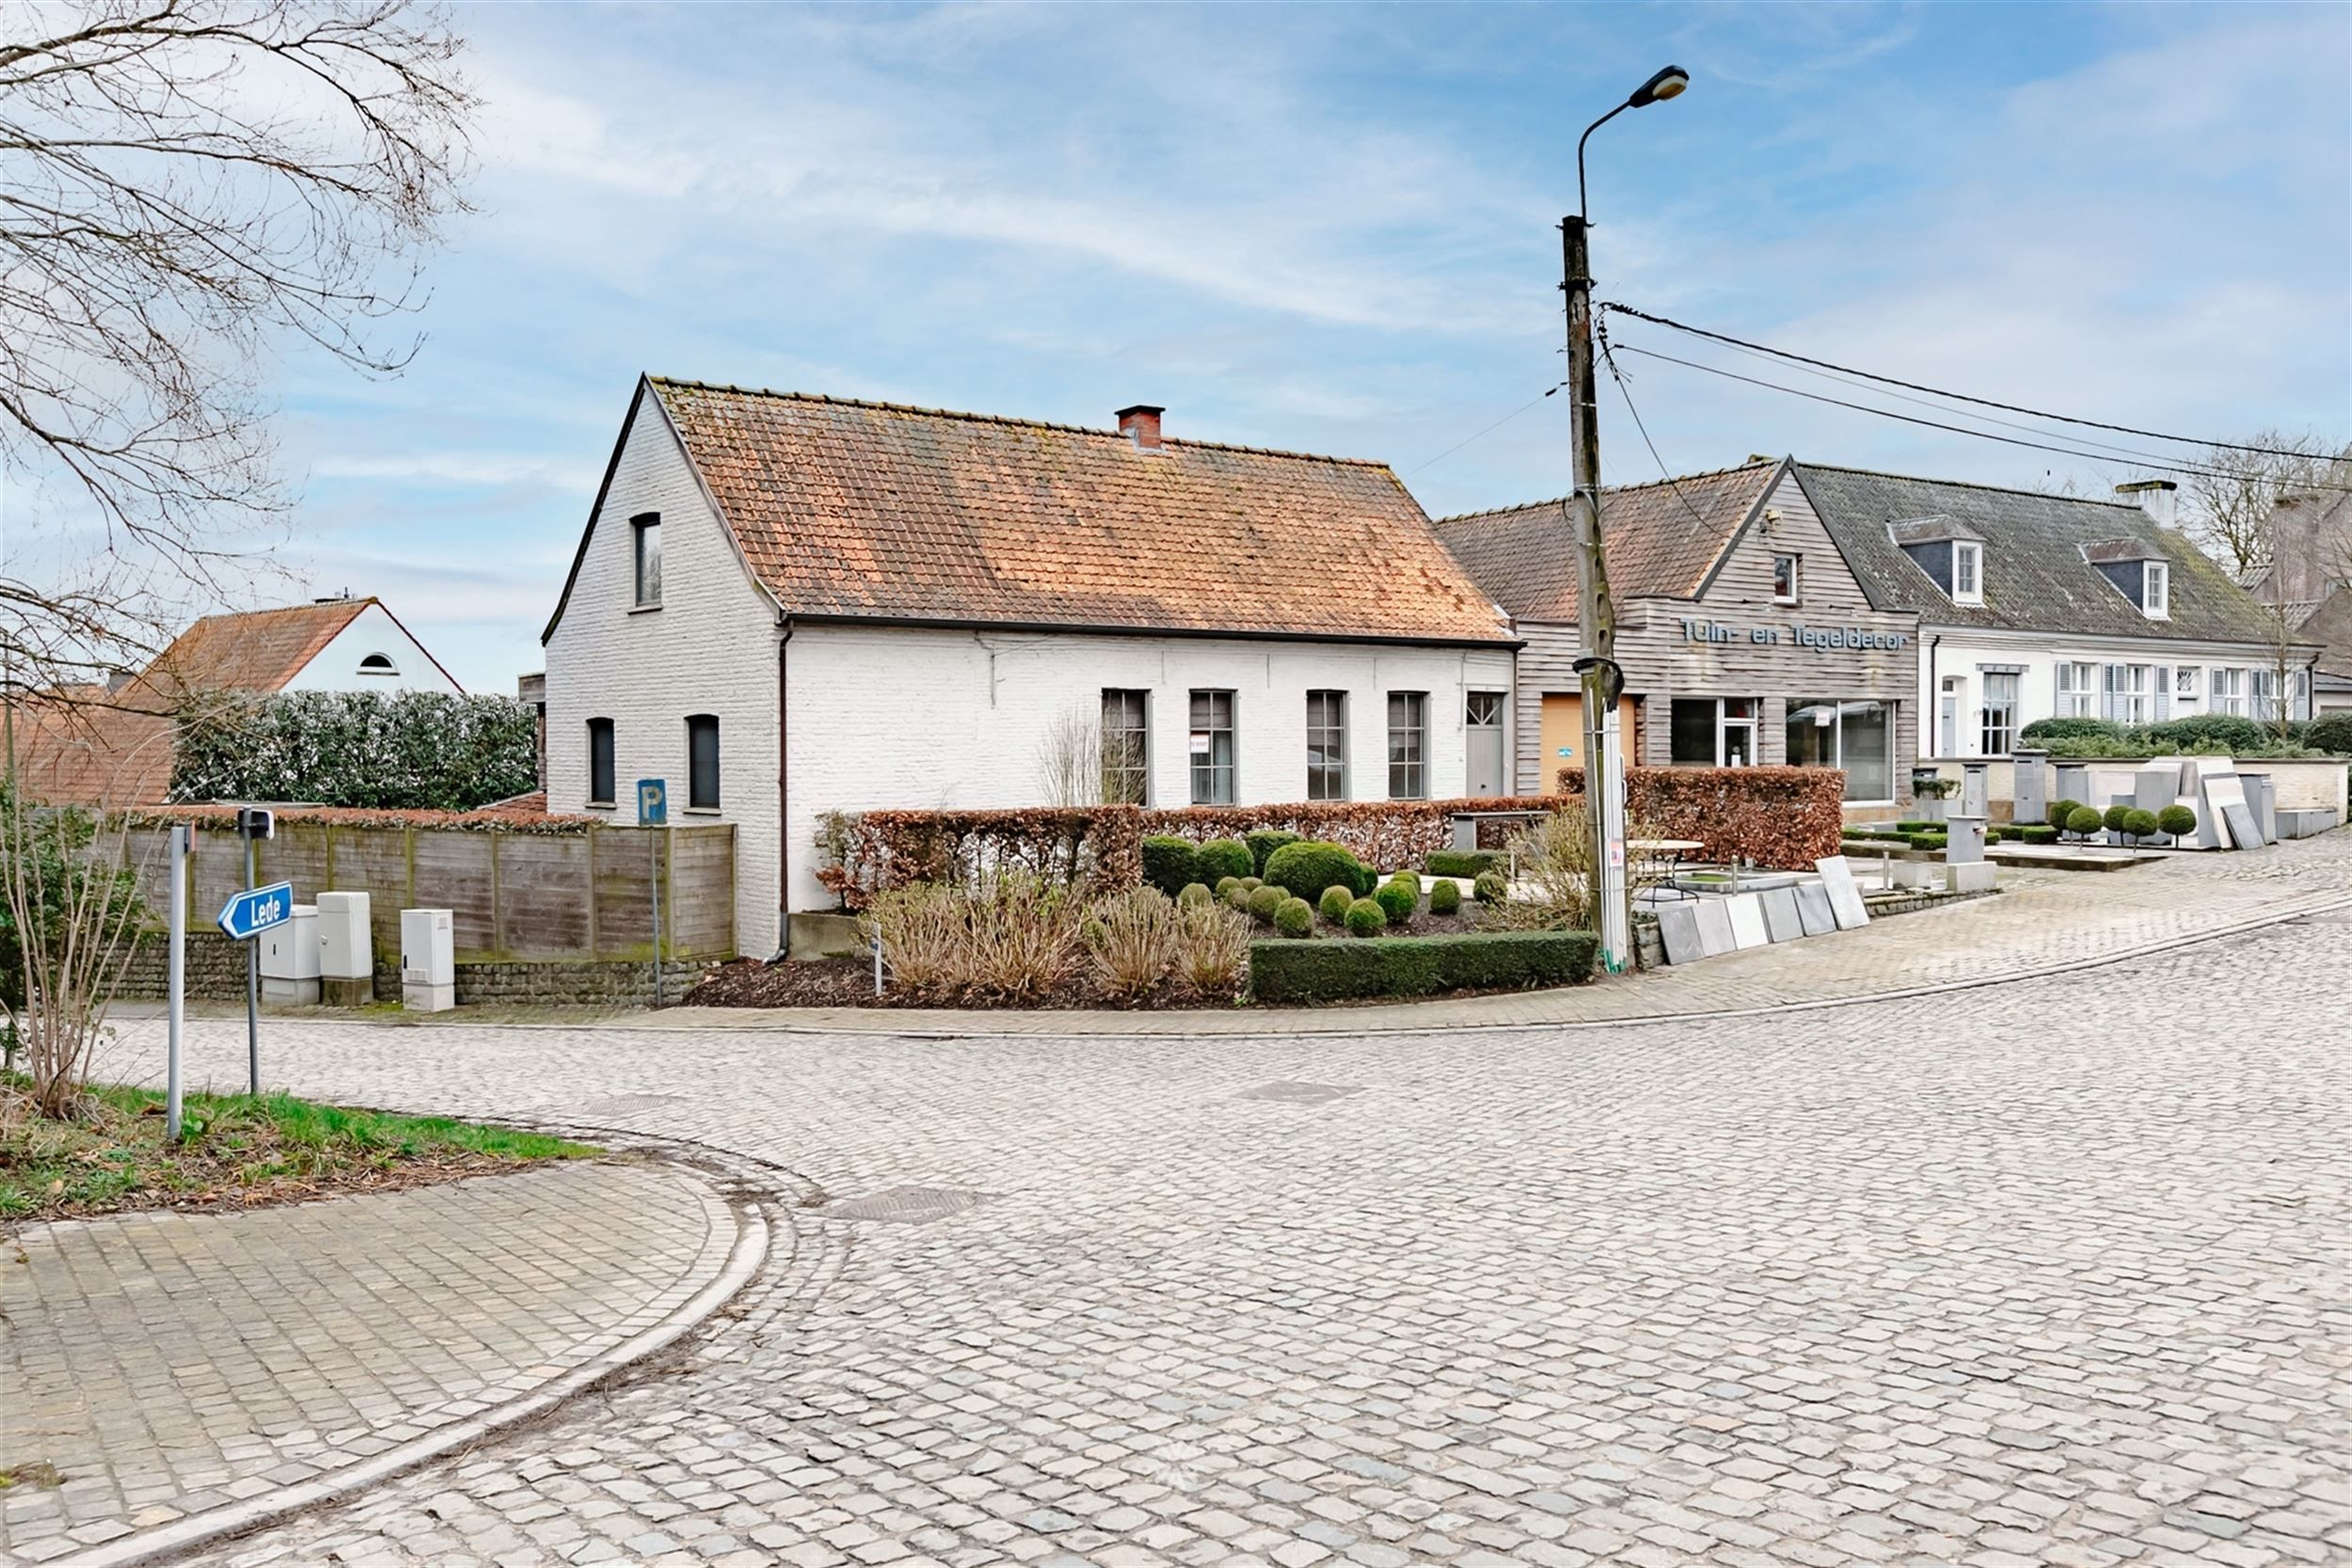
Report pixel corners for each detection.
[1,1076,597,1224]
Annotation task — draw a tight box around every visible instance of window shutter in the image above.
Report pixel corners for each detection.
[2154,667,2171,721]
[2100,664,2119,722]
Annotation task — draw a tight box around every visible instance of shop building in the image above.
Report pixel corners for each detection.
[1437,458,1921,811]
[1795,467,2320,756]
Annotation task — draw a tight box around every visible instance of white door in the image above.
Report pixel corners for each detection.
[1466,692,1505,797]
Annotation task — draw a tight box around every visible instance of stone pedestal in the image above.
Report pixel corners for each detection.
[2011,750,2048,830]
[1944,815,1986,864]
[1961,763,1990,820]
[1945,862,1996,894]
[2054,763,2090,810]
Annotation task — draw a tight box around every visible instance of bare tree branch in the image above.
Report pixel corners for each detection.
[2179,428,2352,584]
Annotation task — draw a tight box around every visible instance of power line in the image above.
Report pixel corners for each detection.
[1401,383,1565,477]
[1608,342,2352,493]
[1599,303,2338,461]
[1596,318,1726,531]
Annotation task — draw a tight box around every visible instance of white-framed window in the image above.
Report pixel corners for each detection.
[2142,561,2169,619]
[1951,541,1983,605]
[2211,667,2245,716]
[1101,689,1149,804]
[2056,661,2096,719]
[1772,553,1801,606]
[1189,690,1235,805]
[2174,665,2201,704]
[1387,691,1428,800]
[1938,675,1963,754]
[2295,668,2312,719]
[1670,697,1758,767]
[1306,690,1347,800]
[1979,673,2020,756]
[631,513,662,608]
[2251,668,2279,721]
[2103,663,2152,724]
[358,652,398,676]
[1785,698,1893,802]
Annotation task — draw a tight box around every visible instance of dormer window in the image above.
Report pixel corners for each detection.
[2142,561,2169,620]
[1951,541,1983,606]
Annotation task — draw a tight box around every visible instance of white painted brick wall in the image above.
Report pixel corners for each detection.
[1920,630,2309,759]
[543,393,781,956]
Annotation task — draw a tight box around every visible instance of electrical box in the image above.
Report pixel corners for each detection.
[260,905,320,1006]
[315,892,373,979]
[400,907,455,1012]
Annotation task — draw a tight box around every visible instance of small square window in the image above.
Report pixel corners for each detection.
[632,514,662,608]
[1772,553,1800,605]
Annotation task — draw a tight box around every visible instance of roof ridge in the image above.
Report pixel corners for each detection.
[645,376,1394,470]
[1432,458,1780,527]
[1796,459,2143,512]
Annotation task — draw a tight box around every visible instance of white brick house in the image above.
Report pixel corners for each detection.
[542,382,1518,957]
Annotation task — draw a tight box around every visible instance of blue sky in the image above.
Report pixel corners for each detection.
[257,2,2350,691]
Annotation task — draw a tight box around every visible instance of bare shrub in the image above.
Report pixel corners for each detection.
[1,777,151,1117]
[1036,704,1105,807]
[860,883,967,992]
[1082,886,1179,999]
[1485,805,1594,932]
[1175,899,1250,996]
[964,873,1080,1002]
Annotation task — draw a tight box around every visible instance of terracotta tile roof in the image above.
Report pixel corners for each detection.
[1432,461,1783,623]
[147,599,371,692]
[643,380,1514,645]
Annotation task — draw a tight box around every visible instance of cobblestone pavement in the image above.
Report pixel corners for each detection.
[120,898,2352,1568]
[0,1161,740,1565]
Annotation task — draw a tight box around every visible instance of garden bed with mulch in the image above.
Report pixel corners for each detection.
[684,956,1244,1011]
[1,1080,598,1225]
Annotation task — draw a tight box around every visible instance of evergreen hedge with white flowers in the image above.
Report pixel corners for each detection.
[169,691,538,811]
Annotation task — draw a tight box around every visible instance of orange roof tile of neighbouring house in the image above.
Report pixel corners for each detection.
[577,380,1516,646]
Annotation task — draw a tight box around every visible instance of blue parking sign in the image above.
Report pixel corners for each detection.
[636,779,667,826]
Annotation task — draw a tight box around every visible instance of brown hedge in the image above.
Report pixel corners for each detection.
[1554,765,1846,869]
[818,807,1145,910]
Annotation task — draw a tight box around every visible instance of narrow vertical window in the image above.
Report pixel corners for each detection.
[1771,553,1800,605]
[1306,690,1347,800]
[1387,691,1427,799]
[1951,541,1982,605]
[1188,690,1234,805]
[1979,673,2019,756]
[1100,689,1149,804]
[587,718,615,805]
[686,714,720,809]
[2143,562,2169,619]
[632,513,662,607]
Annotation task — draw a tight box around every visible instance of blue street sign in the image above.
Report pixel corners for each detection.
[636,778,667,827]
[217,881,294,942]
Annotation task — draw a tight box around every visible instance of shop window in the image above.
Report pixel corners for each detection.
[1101,689,1149,804]
[1670,699,1717,765]
[1306,690,1347,800]
[1670,698,1756,767]
[1387,691,1427,800]
[1979,673,2019,756]
[1189,690,1234,804]
[1772,553,1801,606]
[1788,699,1894,802]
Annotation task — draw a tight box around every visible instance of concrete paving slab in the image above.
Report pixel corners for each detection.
[1760,885,1803,942]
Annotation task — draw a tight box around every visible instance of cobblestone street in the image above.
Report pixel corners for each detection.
[110,891,2352,1568]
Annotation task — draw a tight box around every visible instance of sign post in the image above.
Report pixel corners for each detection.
[235,808,273,1094]
[166,824,190,1144]
[216,873,294,1094]
[637,780,667,1006]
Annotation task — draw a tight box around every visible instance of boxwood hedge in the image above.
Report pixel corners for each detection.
[1423,848,1502,879]
[1248,930,1599,1004]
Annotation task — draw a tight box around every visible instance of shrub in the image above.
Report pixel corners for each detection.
[821,807,1144,911]
[1318,884,1355,924]
[1485,806,1596,931]
[1197,839,1254,886]
[169,689,539,811]
[1556,765,1843,869]
[2065,805,2103,837]
[1472,870,1507,903]
[1239,875,1263,892]
[2017,824,2058,845]
[862,882,969,991]
[2157,804,2198,837]
[1902,832,1947,851]
[1081,887,1180,999]
[1424,848,1501,879]
[1374,878,1419,925]
[1343,897,1388,937]
[1248,930,1600,1004]
[2102,803,2131,834]
[2306,712,2352,754]
[1224,884,1250,911]
[1893,820,1942,833]
[1178,881,1214,908]
[1245,829,1302,875]
[1140,835,1200,898]
[1214,876,1242,900]
[1247,885,1285,924]
[2047,799,2081,830]
[1428,879,1462,915]
[1273,896,1313,938]
[2143,713,2269,753]
[1175,900,1250,994]
[2122,808,2159,841]
[1264,841,1373,902]
[2020,717,2127,742]
[964,875,1082,999]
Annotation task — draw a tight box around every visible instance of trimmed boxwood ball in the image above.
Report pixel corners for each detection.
[1374,878,1419,924]
[1214,876,1241,900]
[1423,848,1501,879]
[1273,896,1313,938]
[2157,803,2198,837]
[1247,885,1284,924]
[2102,803,2131,834]
[1178,881,1214,907]
[1263,840,1372,902]
[1225,883,1252,911]
[2122,808,2159,840]
[2065,805,2104,837]
[2048,799,2081,830]
[1140,835,1200,897]
[1343,897,1388,937]
[1196,839,1255,886]
[1428,879,1462,915]
[1318,884,1354,924]
[1239,876,1263,893]
[1472,870,1507,903]
[1245,829,1302,875]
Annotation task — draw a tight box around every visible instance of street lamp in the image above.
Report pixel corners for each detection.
[1561,63,1688,974]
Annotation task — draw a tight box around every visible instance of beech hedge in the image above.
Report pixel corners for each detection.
[1555,765,1847,870]
[1248,930,1598,1004]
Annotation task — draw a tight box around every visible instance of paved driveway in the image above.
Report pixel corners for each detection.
[159,910,2350,1568]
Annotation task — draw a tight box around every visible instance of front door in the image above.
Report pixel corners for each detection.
[1466,692,1505,798]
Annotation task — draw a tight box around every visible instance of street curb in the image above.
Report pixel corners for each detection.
[45,1170,771,1568]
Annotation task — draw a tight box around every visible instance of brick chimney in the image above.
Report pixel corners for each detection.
[1116,404,1165,451]
[2114,479,2179,530]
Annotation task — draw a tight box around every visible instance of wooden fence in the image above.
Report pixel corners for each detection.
[118,818,737,965]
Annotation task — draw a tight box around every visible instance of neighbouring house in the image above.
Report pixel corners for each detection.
[1798,469,2321,754]
[9,595,461,805]
[540,380,1519,958]
[2244,489,2352,714]
[1435,458,1922,813]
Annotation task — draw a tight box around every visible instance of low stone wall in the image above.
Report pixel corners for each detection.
[115,931,707,1006]
[1927,754,2348,819]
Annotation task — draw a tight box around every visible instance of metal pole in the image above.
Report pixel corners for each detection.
[244,833,260,1095]
[166,825,187,1143]
[649,828,663,1008]
[1563,214,1631,970]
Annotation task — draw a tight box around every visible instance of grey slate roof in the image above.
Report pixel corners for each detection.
[1792,463,2285,644]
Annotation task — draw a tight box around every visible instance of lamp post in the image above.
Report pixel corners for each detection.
[1562,63,1687,974]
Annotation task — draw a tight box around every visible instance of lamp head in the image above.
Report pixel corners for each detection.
[1629,65,1690,107]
